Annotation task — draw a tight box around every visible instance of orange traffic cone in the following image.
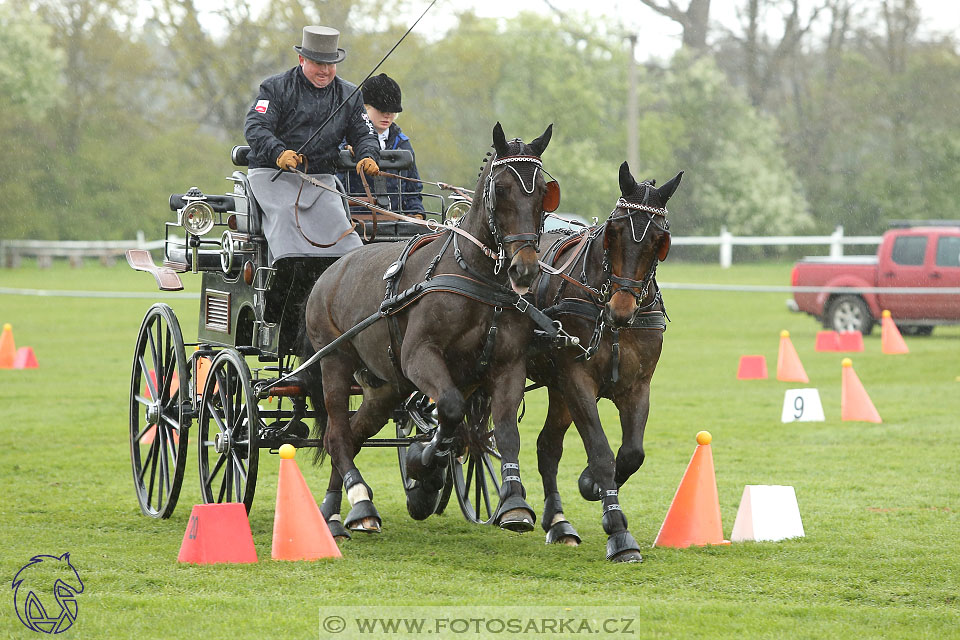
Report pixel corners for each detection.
[776,330,809,383]
[737,355,768,380]
[177,503,258,564]
[654,431,730,548]
[13,346,39,369]
[272,445,341,561]
[880,310,909,354]
[196,351,213,395]
[841,358,881,423]
[815,330,840,352]
[0,323,16,369]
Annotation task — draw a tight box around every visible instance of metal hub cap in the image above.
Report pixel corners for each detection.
[214,431,232,455]
[145,404,160,425]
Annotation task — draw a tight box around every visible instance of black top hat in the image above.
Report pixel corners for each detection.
[362,74,403,113]
[294,26,346,64]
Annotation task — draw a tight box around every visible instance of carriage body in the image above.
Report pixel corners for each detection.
[126,147,499,522]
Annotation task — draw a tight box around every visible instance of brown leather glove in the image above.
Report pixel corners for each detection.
[356,157,380,176]
[276,149,304,171]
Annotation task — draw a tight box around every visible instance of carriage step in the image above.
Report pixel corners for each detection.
[126,249,184,291]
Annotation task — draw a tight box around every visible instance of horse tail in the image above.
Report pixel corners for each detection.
[294,310,328,467]
[463,389,493,439]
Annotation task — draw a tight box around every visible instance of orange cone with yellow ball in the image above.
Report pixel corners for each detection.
[776,330,809,383]
[272,445,341,561]
[653,431,730,548]
[0,323,16,369]
[880,310,909,355]
[840,358,882,423]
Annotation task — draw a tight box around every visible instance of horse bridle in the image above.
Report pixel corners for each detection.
[482,149,552,273]
[598,184,670,308]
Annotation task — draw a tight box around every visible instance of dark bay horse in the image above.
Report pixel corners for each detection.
[303,123,555,536]
[527,162,682,562]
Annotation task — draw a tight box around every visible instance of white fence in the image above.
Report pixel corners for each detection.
[0,225,878,269]
[672,225,881,268]
[0,232,165,268]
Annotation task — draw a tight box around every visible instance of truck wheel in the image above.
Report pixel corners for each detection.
[827,295,874,335]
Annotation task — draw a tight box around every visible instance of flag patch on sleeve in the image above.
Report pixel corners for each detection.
[255,100,269,113]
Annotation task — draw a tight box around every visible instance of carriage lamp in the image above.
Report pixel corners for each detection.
[181,200,216,237]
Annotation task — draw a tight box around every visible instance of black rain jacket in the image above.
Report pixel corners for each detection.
[244,67,379,174]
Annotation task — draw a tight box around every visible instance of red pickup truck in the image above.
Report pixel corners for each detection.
[789,225,960,335]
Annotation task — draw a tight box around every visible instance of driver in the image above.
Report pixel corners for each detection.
[244,25,380,264]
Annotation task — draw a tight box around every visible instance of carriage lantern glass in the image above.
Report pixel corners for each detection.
[181,200,215,236]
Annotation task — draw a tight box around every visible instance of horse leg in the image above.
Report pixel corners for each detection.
[318,382,399,536]
[487,359,536,532]
[401,347,465,471]
[537,388,581,546]
[563,373,642,563]
[320,353,382,533]
[319,467,350,541]
[613,381,650,488]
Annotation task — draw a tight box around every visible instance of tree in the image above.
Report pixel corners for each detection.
[0,3,63,117]
[638,0,712,52]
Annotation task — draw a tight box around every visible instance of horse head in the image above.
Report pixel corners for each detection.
[475,122,556,295]
[603,161,682,328]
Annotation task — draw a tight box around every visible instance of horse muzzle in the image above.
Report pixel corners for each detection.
[506,243,540,295]
[604,290,638,328]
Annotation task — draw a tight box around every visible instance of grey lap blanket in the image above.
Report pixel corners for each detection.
[248,169,362,263]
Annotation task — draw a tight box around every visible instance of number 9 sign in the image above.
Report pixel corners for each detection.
[781,389,824,423]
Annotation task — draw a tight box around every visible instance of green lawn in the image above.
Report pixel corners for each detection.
[1,260,958,639]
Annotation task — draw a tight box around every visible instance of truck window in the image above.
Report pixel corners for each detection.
[936,236,960,267]
[891,236,927,266]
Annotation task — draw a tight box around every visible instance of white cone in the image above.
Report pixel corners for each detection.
[781,388,824,423]
[730,485,805,542]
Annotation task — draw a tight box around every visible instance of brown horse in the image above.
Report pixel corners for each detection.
[527,162,682,562]
[303,123,555,536]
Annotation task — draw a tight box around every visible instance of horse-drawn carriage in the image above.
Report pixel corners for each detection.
[127,122,682,561]
[126,145,499,524]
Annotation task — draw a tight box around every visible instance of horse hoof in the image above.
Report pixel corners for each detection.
[350,516,381,533]
[498,508,535,533]
[610,549,643,563]
[558,536,579,547]
[333,535,350,544]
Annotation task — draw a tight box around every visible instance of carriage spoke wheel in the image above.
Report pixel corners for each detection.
[452,416,502,525]
[396,394,453,517]
[129,303,190,519]
[198,349,259,513]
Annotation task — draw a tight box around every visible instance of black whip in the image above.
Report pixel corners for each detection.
[270,0,437,182]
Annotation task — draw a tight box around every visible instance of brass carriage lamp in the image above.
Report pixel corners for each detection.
[179,187,216,274]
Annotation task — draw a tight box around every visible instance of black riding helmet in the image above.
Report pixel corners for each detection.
[362,73,403,113]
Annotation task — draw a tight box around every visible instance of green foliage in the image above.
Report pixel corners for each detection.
[0,2,63,117]
[2,1,958,243]
[638,53,812,237]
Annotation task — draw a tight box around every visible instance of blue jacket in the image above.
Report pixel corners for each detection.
[339,123,424,214]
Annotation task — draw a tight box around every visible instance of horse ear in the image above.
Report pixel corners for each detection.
[619,161,637,197]
[658,170,684,202]
[492,122,509,157]
[529,123,553,157]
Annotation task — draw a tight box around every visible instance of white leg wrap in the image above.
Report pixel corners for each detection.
[347,484,370,506]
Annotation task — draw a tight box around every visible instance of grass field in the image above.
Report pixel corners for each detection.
[1,260,959,639]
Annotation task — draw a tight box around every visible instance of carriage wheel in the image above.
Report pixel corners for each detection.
[451,408,501,525]
[198,349,259,513]
[129,303,190,519]
[396,394,453,517]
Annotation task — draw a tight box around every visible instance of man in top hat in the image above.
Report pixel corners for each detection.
[245,26,380,263]
[340,73,424,215]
